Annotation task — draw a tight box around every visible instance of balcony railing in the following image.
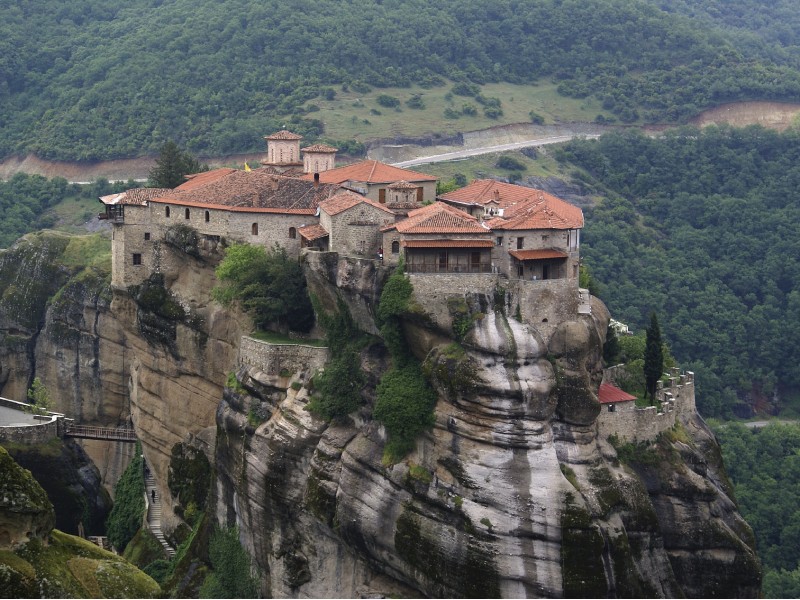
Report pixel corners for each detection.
[405,264,494,274]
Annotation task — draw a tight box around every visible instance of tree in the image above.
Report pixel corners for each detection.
[644,312,664,403]
[212,243,314,333]
[26,377,51,415]
[148,141,206,189]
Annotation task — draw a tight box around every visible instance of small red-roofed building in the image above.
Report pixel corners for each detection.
[381,202,493,272]
[302,159,438,205]
[598,382,637,413]
[318,191,395,258]
[440,179,583,282]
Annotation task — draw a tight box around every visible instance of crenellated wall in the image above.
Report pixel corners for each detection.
[238,336,329,378]
[597,368,696,443]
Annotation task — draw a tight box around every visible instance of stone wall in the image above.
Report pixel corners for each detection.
[0,397,63,445]
[327,204,393,259]
[238,337,329,378]
[597,368,696,443]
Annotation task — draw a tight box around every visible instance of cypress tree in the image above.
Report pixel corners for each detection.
[148,141,205,189]
[644,311,664,403]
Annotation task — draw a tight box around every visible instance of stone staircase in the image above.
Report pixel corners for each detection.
[145,472,176,559]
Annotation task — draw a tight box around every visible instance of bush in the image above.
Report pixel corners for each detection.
[376,94,400,108]
[529,111,545,124]
[495,155,526,171]
[406,94,425,109]
[451,82,480,97]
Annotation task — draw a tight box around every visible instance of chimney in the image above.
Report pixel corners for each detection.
[493,189,500,202]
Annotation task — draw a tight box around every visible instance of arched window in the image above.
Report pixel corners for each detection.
[165,206,171,218]
[391,241,400,254]
[314,160,319,172]
[185,208,190,219]
[205,210,210,223]
[289,227,297,239]
[252,223,259,236]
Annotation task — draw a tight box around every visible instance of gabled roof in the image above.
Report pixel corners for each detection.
[150,169,341,214]
[298,224,329,241]
[99,188,171,206]
[598,383,637,404]
[384,202,489,235]
[319,191,395,216]
[441,179,583,229]
[388,180,418,190]
[265,130,303,140]
[302,144,338,153]
[302,160,437,185]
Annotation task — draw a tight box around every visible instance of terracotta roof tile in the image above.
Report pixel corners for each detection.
[265,130,303,140]
[99,188,171,206]
[598,383,637,404]
[302,160,437,184]
[177,168,237,190]
[509,249,568,261]
[151,170,341,213]
[298,224,329,241]
[302,144,338,153]
[389,202,489,235]
[403,239,494,248]
[441,179,583,229]
[319,191,395,216]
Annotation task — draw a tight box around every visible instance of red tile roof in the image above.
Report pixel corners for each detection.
[298,224,329,241]
[386,202,489,235]
[442,179,583,229]
[302,144,338,153]
[265,130,303,140]
[178,168,237,190]
[151,170,341,213]
[99,188,171,206]
[319,191,395,216]
[598,383,637,404]
[302,160,437,185]
[509,249,568,261]
[403,239,494,248]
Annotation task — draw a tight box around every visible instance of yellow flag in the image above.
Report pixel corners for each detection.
[244,162,251,172]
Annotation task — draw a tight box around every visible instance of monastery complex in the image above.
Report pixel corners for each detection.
[100,129,583,289]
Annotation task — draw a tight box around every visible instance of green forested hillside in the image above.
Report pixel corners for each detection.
[559,126,800,417]
[3,0,800,160]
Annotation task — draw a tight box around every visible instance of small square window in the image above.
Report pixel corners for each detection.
[144,232,151,241]
[132,253,142,265]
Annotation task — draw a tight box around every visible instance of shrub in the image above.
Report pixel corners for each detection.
[307,350,364,420]
[199,526,259,598]
[529,111,545,124]
[376,94,400,108]
[451,82,480,97]
[495,155,526,171]
[406,94,425,109]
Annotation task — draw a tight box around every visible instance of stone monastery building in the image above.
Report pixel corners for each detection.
[100,130,584,290]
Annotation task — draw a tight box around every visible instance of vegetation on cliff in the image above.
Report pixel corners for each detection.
[213,243,314,333]
[105,445,145,553]
[199,526,259,598]
[5,0,800,159]
[560,125,800,417]
[374,265,437,462]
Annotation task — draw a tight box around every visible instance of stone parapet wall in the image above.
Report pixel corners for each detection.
[238,337,329,378]
[0,397,63,444]
[597,368,696,443]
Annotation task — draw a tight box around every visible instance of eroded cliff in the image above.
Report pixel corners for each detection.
[211,253,760,598]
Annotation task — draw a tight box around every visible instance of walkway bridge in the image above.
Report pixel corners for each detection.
[63,423,138,443]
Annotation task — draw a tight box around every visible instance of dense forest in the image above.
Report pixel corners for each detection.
[4,0,800,160]
[559,125,800,418]
[714,422,800,598]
